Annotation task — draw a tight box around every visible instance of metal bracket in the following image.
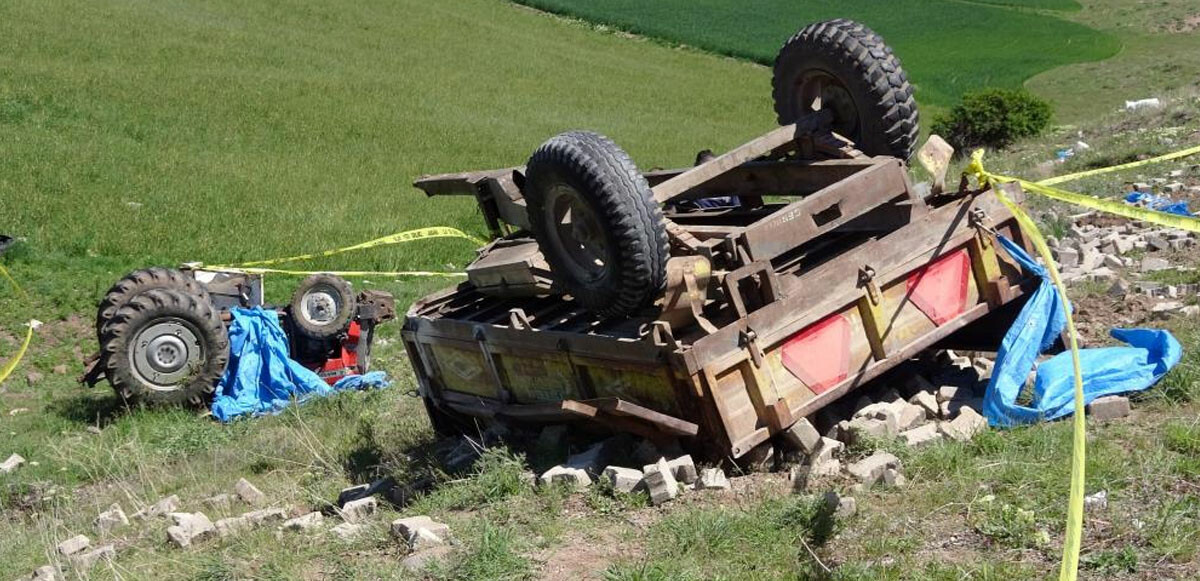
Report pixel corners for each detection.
[857,265,888,361]
[739,328,765,367]
[508,308,532,330]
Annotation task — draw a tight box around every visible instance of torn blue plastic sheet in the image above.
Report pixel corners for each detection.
[210,307,390,422]
[1124,191,1193,216]
[982,236,1182,427]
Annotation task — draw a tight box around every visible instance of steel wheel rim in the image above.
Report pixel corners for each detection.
[131,318,203,390]
[545,183,610,283]
[300,284,343,327]
[795,70,859,141]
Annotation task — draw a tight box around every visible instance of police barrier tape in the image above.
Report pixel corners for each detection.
[985,183,1088,581]
[203,226,483,277]
[1038,143,1200,187]
[0,263,36,387]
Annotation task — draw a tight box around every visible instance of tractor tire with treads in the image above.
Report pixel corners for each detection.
[102,288,229,407]
[524,131,668,318]
[289,273,356,341]
[95,267,210,341]
[773,19,919,160]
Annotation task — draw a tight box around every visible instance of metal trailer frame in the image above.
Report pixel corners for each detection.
[403,120,1036,460]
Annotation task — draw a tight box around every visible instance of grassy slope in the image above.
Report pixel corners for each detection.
[0,0,769,577]
[0,0,771,315]
[1025,0,1200,124]
[511,0,1117,110]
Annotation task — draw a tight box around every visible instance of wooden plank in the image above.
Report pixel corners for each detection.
[498,399,599,422]
[737,159,911,262]
[591,398,700,436]
[652,124,797,204]
[413,167,519,197]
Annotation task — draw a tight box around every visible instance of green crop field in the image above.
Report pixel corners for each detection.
[514,0,1118,110]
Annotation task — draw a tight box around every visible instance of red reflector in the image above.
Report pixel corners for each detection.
[907,249,970,325]
[781,314,850,394]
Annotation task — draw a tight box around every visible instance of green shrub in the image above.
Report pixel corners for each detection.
[932,88,1053,151]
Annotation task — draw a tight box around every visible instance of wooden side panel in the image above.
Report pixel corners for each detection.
[708,363,763,448]
[427,343,498,398]
[880,249,982,354]
[499,354,580,404]
[588,366,681,416]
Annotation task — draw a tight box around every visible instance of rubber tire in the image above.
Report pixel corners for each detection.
[289,273,356,341]
[524,131,669,318]
[773,19,919,160]
[95,267,210,341]
[102,288,229,406]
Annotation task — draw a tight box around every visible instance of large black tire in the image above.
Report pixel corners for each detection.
[773,19,919,160]
[102,288,229,406]
[96,267,210,341]
[289,273,356,340]
[524,131,669,318]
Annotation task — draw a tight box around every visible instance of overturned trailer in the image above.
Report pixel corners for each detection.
[401,20,1036,460]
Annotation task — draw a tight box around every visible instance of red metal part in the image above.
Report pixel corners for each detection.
[312,321,361,385]
[780,313,851,394]
[906,249,970,325]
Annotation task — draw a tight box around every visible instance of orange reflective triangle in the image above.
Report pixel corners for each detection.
[907,249,970,325]
[781,314,850,394]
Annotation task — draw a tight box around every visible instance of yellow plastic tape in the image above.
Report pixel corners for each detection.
[0,263,35,387]
[969,154,1200,234]
[0,263,29,302]
[1039,143,1200,187]
[206,265,465,278]
[236,227,485,268]
[968,150,1087,581]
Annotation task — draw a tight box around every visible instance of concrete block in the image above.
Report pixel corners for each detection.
[391,516,450,546]
[602,466,644,494]
[340,497,377,524]
[892,401,926,431]
[781,418,821,455]
[909,391,939,418]
[900,423,942,447]
[539,465,592,491]
[694,467,729,491]
[282,512,323,532]
[667,455,698,484]
[1086,395,1130,421]
[939,407,987,442]
[643,458,679,506]
[94,503,129,534]
[235,478,266,505]
[846,451,901,487]
[1,453,26,473]
[56,535,90,556]
[69,544,114,571]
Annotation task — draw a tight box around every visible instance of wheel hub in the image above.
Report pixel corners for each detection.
[547,183,610,283]
[131,319,202,389]
[300,287,342,326]
[796,72,860,142]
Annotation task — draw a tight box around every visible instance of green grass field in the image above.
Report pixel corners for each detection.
[2,0,1200,578]
[512,0,1118,110]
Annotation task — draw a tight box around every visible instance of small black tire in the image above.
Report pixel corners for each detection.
[102,288,229,406]
[773,19,919,160]
[95,267,210,341]
[524,131,668,318]
[289,274,356,340]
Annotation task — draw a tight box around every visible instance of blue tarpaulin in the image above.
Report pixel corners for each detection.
[1124,191,1193,216]
[210,307,389,422]
[983,236,1182,427]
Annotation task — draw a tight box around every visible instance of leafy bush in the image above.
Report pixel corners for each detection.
[932,88,1053,151]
